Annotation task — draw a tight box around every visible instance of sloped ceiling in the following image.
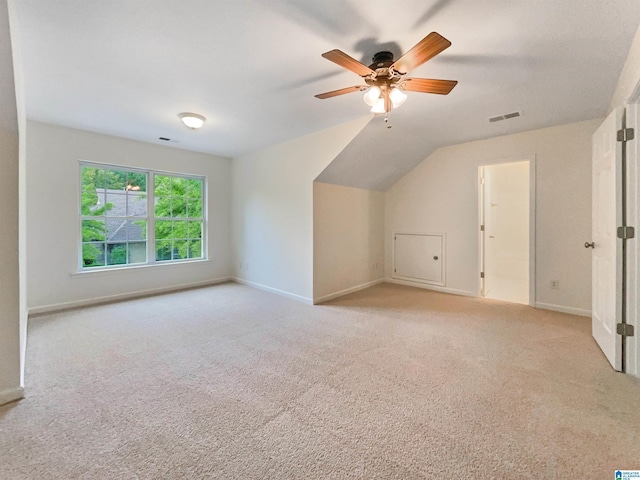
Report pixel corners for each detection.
[10,1,640,190]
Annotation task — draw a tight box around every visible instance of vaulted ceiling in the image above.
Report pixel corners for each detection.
[11,1,640,189]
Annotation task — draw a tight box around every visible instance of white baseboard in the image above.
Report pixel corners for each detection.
[0,387,24,406]
[232,278,313,305]
[534,302,591,317]
[313,278,385,304]
[28,277,232,316]
[386,278,476,297]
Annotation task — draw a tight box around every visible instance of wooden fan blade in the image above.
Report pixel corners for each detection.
[315,85,366,99]
[391,32,451,75]
[402,78,458,95]
[321,49,374,77]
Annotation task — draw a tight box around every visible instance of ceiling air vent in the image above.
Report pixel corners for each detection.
[488,110,522,123]
[158,137,180,143]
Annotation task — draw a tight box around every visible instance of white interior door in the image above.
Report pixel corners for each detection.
[591,108,623,371]
[481,161,530,304]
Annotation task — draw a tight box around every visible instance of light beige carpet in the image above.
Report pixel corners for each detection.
[1,282,639,479]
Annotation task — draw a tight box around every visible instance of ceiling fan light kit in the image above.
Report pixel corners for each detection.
[315,32,458,121]
[363,86,381,106]
[178,112,206,129]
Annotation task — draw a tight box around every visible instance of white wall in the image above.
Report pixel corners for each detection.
[0,0,23,405]
[232,117,370,303]
[26,121,232,311]
[386,119,600,316]
[313,182,385,303]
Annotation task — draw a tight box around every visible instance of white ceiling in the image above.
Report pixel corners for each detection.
[11,0,640,189]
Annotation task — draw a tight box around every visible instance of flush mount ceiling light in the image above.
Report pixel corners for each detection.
[178,112,206,129]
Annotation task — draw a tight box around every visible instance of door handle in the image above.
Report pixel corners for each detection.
[584,241,595,249]
[433,256,439,260]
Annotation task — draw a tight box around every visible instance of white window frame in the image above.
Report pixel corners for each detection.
[78,161,208,272]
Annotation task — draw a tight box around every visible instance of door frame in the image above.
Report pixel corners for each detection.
[477,155,536,306]
[623,85,640,378]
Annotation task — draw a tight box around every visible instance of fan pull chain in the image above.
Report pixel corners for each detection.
[385,114,392,129]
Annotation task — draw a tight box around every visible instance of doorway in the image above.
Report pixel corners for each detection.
[479,160,532,305]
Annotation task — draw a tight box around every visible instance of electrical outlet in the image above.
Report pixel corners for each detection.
[550,280,559,289]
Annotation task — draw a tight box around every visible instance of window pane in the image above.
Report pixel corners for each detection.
[95,191,108,214]
[188,240,202,259]
[126,172,146,192]
[187,221,202,239]
[171,177,186,196]
[127,191,147,216]
[171,197,187,218]
[128,241,146,264]
[126,219,147,242]
[81,188,99,216]
[105,192,126,216]
[186,178,202,199]
[82,243,105,267]
[155,240,172,261]
[173,240,187,260]
[107,243,127,265]
[173,220,187,239]
[106,170,127,190]
[106,219,127,242]
[155,175,171,196]
[82,189,106,216]
[82,219,106,242]
[187,198,202,217]
[82,166,108,193]
[155,197,171,217]
[155,220,172,240]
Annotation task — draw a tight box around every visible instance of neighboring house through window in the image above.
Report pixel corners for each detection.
[80,163,205,270]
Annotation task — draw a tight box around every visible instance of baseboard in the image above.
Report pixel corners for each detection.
[232,278,313,305]
[386,278,476,297]
[534,302,591,317]
[28,277,232,316]
[0,386,24,406]
[313,278,385,304]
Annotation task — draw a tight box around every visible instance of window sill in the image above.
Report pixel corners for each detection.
[70,258,211,278]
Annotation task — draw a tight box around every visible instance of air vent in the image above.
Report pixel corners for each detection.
[488,110,522,123]
[158,137,181,144]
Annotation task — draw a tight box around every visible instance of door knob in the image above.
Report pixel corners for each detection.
[433,256,439,260]
[584,241,595,249]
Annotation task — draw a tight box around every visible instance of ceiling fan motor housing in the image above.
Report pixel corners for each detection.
[366,51,401,90]
[369,51,394,69]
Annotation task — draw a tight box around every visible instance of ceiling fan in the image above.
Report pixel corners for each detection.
[315,32,457,115]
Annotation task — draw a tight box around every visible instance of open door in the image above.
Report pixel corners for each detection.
[590,108,623,371]
[480,162,530,304]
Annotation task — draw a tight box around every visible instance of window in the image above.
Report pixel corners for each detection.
[154,174,204,261]
[80,163,205,270]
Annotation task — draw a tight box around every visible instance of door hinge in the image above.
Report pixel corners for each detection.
[617,226,635,239]
[480,225,485,231]
[617,128,634,142]
[480,272,485,279]
[617,323,635,337]
[480,177,485,184]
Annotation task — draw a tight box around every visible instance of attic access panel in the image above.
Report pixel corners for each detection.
[393,233,444,286]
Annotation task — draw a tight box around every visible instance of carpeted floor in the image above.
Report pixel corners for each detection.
[1,282,639,479]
